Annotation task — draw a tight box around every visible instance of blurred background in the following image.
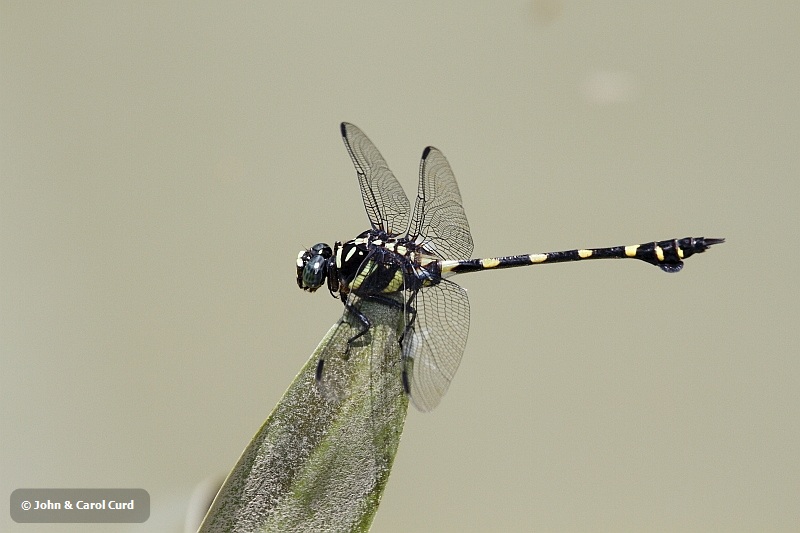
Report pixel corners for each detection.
[2,2,798,531]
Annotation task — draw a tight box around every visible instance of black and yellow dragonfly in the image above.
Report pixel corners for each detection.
[297,122,724,412]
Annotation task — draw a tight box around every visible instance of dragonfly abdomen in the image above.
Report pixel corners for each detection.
[440,236,725,275]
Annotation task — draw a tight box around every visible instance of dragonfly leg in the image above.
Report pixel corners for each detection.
[398,292,419,396]
[343,294,404,351]
[315,358,326,385]
[343,299,371,352]
[317,294,407,390]
[401,368,411,395]
[397,292,418,346]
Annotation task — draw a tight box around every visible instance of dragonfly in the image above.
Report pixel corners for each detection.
[297,123,724,412]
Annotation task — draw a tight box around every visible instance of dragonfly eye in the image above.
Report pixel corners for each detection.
[310,243,333,258]
[297,243,332,291]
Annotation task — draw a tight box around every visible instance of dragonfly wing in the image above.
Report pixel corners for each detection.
[340,122,411,235]
[407,146,473,260]
[402,279,470,412]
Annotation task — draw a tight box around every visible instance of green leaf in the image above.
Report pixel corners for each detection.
[199,295,408,532]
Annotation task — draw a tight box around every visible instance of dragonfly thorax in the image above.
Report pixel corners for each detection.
[298,229,443,302]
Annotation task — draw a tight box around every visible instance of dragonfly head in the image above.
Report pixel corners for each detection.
[297,243,333,292]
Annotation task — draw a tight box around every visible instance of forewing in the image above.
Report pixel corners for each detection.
[403,279,470,412]
[407,146,474,260]
[340,122,410,235]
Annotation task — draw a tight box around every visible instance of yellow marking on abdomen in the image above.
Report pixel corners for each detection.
[677,247,684,259]
[440,260,459,273]
[655,245,665,262]
[481,258,500,268]
[578,249,592,259]
[529,253,548,263]
[625,245,638,257]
